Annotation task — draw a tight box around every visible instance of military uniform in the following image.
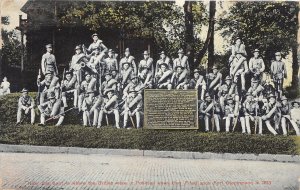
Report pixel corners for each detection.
[98,88,120,128]
[78,73,97,111]
[169,65,188,90]
[104,49,118,73]
[138,51,154,77]
[229,37,247,64]
[87,33,108,54]
[17,89,35,125]
[155,51,172,75]
[199,93,220,132]
[122,88,143,129]
[70,45,90,84]
[280,96,300,136]
[139,69,153,89]
[120,62,134,90]
[207,66,222,95]
[39,72,60,104]
[248,49,265,81]
[218,76,236,112]
[173,49,190,75]
[101,72,118,95]
[224,96,236,132]
[41,44,58,76]
[155,63,172,89]
[270,52,287,98]
[38,92,64,126]
[61,71,78,108]
[247,78,264,98]
[82,90,100,127]
[261,94,279,135]
[187,69,206,100]
[230,52,248,92]
[120,48,137,74]
[123,74,144,99]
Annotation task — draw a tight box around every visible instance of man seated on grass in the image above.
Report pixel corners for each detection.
[16,88,35,125]
[38,92,64,126]
[282,99,300,136]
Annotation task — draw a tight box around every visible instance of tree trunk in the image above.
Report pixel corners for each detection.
[292,3,299,89]
[184,1,195,70]
[194,1,216,69]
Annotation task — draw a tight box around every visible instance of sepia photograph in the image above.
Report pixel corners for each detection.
[0,0,300,189]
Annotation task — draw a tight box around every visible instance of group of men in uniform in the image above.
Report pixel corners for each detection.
[16,34,300,136]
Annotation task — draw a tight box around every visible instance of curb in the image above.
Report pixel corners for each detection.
[0,143,299,163]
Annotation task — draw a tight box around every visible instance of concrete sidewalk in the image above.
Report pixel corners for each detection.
[0,143,299,163]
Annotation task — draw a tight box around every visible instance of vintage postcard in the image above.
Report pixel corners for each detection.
[0,0,300,189]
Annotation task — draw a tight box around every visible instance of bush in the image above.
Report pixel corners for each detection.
[0,124,297,155]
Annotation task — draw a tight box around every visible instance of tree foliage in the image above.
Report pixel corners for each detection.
[1,29,23,68]
[218,1,298,69]
[59,1,207,57]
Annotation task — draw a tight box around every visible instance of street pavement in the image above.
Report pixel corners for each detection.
[0,152,299,190]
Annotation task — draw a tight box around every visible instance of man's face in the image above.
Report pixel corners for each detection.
[93,36,98,41]
[123,63,129,70]
[178,53,183,58]
[50,98,56,103]
[105,74,112,81]
[282,100,288,105]
[194,72,200,79]
[66,74,72,81]
[3,77,7,82]
[236,53,241,58]
[160,53,165,59]
[46,47,52,53]
[144,54,149,59]
[206,97,212,102]
[161,65,166,72]
[294,103,299,108]
[247,95,252,101]
[254,52,259,58]
[107,91,113,99]
[251,82,258,88]
[275,54,281,61]
[269,97,275,104]
[141,69,148,76]
[228,99,233,104]
[125,51,130,57]
[85,75,91,81]
[235,39,241,45]
[76,49,81,54]
[94,49,99,55]
[225,79,231,85]
[108,52,113,58]
[177,67,182,74]
[111,71,117,77]
[212,69,218,74]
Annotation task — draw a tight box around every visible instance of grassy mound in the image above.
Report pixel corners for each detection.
[0,93,299,155]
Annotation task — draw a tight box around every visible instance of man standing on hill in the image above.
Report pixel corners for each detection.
[41,44,58,76]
